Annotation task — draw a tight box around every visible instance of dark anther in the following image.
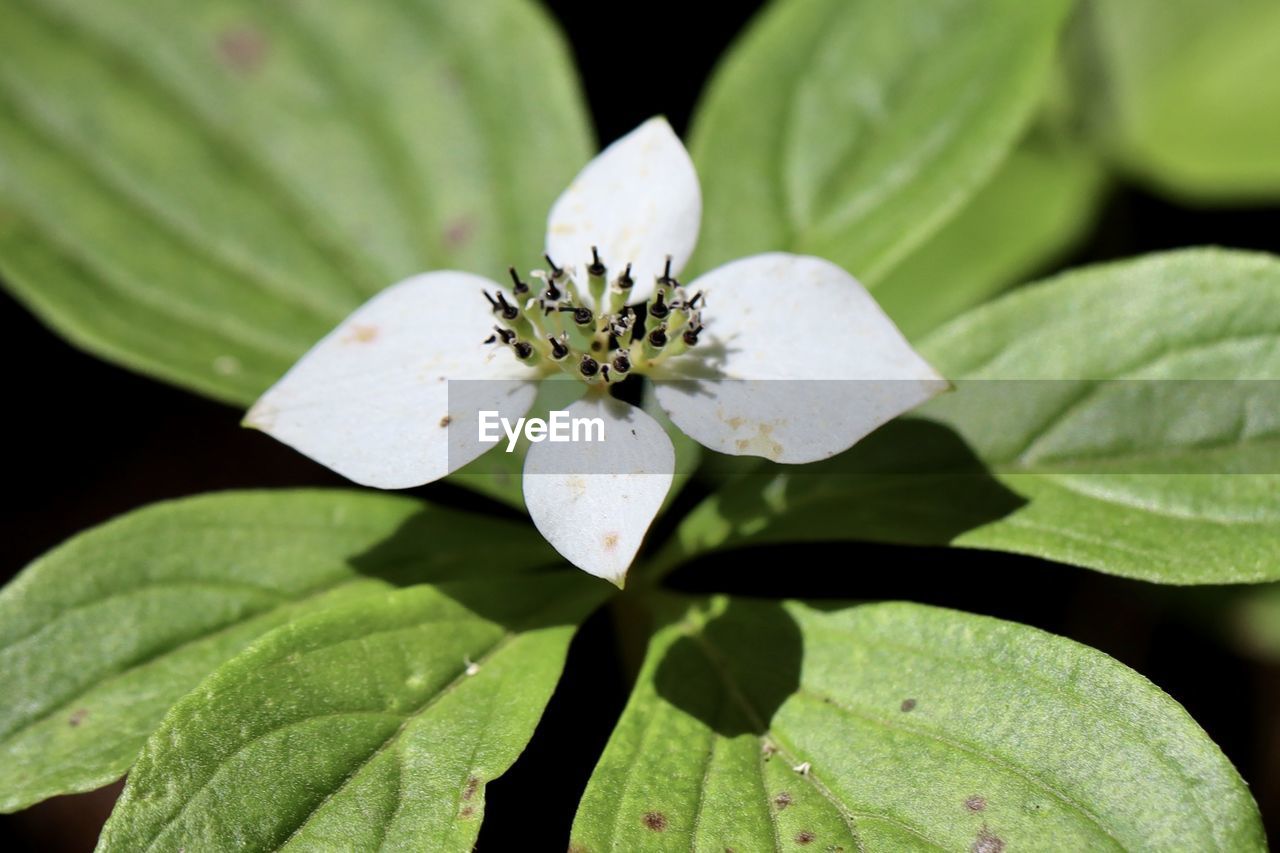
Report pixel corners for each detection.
[488,291,518,320]
[658,255,677,288]
[579,355,600,377]
[588,246,606,277]
[686,291,704,309]
[559,305,593,326]
[649,290,670,320]
[615,262,634,291]
[648,327,667,348]
[682,323,703,347]
[492,325,516,345]
[544,253,565,280]
[513,341,534,360]
[508,266,530,296]
[483,334,496,344]
[612,352,631,374]
[548,335,569,360]
[601,365,611,382]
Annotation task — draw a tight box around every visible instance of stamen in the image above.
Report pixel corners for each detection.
[649,289,670,320]
[513,341,534,360]
[579,355,600,377]
[548,335,569,360]
[559,305,593,327]
[657,255,677,288]
[486,291,519,321]
[615,262,634,291]
[682,323,703,347]
[508,266,530,296]
[587,246,606,278]
[492,325,516,345]
[648,326,667,348]
[544,253,565,281]
[611,352,631,374]
[687,290,704,309]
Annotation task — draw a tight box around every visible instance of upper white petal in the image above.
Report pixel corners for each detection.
[653,253,948,463]
[522,394,674,585]
[546,117,701,304]
[246,271,539,489]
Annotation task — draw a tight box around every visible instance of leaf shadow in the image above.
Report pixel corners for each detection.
[653,597,802,738]
[346,505,593,629]
[697,416,1028,549]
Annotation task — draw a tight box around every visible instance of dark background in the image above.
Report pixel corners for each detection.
[5,1,1279,848]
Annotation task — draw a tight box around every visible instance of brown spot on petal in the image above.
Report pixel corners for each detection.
[217,26,269,75]
[343,324,379,344]
[602,532,619,551]
[642,811,667,832]
[440,415,452,428]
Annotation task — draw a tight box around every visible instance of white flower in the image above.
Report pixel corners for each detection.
[246,118,946,585]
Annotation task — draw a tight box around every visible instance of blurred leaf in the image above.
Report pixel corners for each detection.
[687,0,1072,284]
[572,596,1264,850]
[874,126,1106,339]
[100,578,602,852]
[0,489,562,812]
[0,0,590,405]
[663,249,1280,584]
[1077,0,1280,200]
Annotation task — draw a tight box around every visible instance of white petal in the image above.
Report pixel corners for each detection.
[546,117,700,304]
[522,394,674,585]
[246,271,539,489]
[653,253,948,463]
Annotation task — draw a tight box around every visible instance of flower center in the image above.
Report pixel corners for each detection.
[483,247,705,384]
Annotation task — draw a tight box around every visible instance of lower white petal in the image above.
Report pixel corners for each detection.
[522,394,674,585]
[654,253,948,463]
[245,271,539,489]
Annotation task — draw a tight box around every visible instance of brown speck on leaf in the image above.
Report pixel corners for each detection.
[443,217,476,249]
[971,826,1004,853]
[217,26,269,74]
[642,811,667,832]
[602,532,619,551]
[459,805,475,819]
[463,775,478,800]
[773,792,792,810]
[68,708,89,727]
[965,795,987,812]
[900,698,917,712]
[567,845,589,853]
[795,830,816,845]
[440,415,452,428]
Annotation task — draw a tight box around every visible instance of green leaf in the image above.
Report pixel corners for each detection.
[660,249,1280,585]
[571,596,1265,851]
[0,489,562,813]
[872,126,1106,339]
[0,0,590,405]
[1076,0,1280,201]
[100,578,602,851]
[687,0,1072,284]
